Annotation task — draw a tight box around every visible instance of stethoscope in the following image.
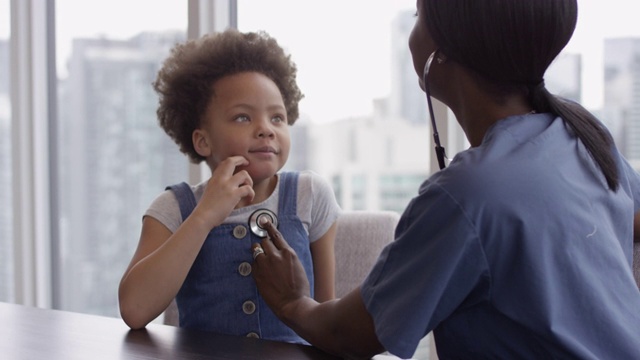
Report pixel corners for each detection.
[248,209,278,237]
[423,49,448,170]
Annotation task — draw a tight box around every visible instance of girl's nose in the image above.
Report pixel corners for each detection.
[256,119,275,138]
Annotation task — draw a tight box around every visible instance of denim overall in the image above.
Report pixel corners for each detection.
[168,172,314,343]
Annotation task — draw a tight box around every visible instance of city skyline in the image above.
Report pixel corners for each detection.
[36,0,640,121]
[1,1,639,121]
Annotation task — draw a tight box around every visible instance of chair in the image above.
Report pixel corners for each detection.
[162,210,400,325]
[334,210,400,298]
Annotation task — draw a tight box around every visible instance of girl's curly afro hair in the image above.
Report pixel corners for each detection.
[153,29,304,163]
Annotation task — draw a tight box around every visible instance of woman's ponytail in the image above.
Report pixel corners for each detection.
[530,84,619,191]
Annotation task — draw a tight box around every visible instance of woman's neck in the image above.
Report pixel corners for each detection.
[455,98,534,147]
[446,69,534,147]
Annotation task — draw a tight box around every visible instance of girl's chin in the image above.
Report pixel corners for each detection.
[244,166,280,183]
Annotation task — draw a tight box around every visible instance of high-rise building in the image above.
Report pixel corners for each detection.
[390,10,428,125]
[303,9,431,214]
[604,38,640,165]
[282,114,312,172]
[57,31,188,315]
[309,111,430,214]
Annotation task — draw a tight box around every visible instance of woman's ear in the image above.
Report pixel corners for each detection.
[193,129,211,157]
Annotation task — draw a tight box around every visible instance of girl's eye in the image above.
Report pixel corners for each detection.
[234,114,250,122]
[271,115,285,124]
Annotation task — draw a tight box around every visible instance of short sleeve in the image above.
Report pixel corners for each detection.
[298,171,341,242]
[144,189,182,233]
[360,181,490,359]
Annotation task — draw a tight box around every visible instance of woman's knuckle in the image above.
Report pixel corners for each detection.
[283,248,297,259]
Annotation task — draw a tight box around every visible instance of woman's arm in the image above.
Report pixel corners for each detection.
[310,222,337,302]
[253,221,384,359]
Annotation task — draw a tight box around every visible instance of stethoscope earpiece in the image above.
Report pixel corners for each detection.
[248,209,278,237]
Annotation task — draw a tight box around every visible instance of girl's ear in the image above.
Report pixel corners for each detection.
[193,129,211,157]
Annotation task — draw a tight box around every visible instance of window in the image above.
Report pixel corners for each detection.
[54,0,187,316]
[562,0,640,168]
[0,0,11,303]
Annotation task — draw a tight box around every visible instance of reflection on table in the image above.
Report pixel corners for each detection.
[0,302,339,359]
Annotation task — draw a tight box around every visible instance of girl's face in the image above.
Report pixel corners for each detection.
[196,71,291,183]
[409,0,438,91]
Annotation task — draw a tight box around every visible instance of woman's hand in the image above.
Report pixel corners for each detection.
[252,221,311,319]
[252,221,384,358]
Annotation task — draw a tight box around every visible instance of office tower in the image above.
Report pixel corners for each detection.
[310,112,429,213]
[282,114,312,172]
[57,31,188,315]
[389,10,428,125]
[604,38,640,164]
[305,9,431,214]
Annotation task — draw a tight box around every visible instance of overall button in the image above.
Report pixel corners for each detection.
[246,332,260,339]
[242,300,256,315]
[238,262,252,276]
[233,225,247,239]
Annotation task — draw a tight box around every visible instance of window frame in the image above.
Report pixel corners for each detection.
[10,0,55,308]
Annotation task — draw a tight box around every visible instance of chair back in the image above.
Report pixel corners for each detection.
[334,210,400,298]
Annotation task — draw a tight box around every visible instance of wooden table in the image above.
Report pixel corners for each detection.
[0,302,340,359]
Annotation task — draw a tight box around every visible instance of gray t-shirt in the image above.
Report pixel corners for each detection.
[145,170,341,242]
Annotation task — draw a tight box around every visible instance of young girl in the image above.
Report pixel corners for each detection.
[118,29,340,344]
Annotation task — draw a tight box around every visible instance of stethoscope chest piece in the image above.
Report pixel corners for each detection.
[249,209,278,237]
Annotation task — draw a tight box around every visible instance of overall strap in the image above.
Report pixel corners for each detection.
[165,182,197,221]
[277,172,298,216]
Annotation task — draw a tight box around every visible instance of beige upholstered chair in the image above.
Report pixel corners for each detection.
[162,210,400,326]
[334,210,400,298]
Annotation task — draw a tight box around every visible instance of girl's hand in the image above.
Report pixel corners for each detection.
[192,156,255,230]
[252,221,311,318]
